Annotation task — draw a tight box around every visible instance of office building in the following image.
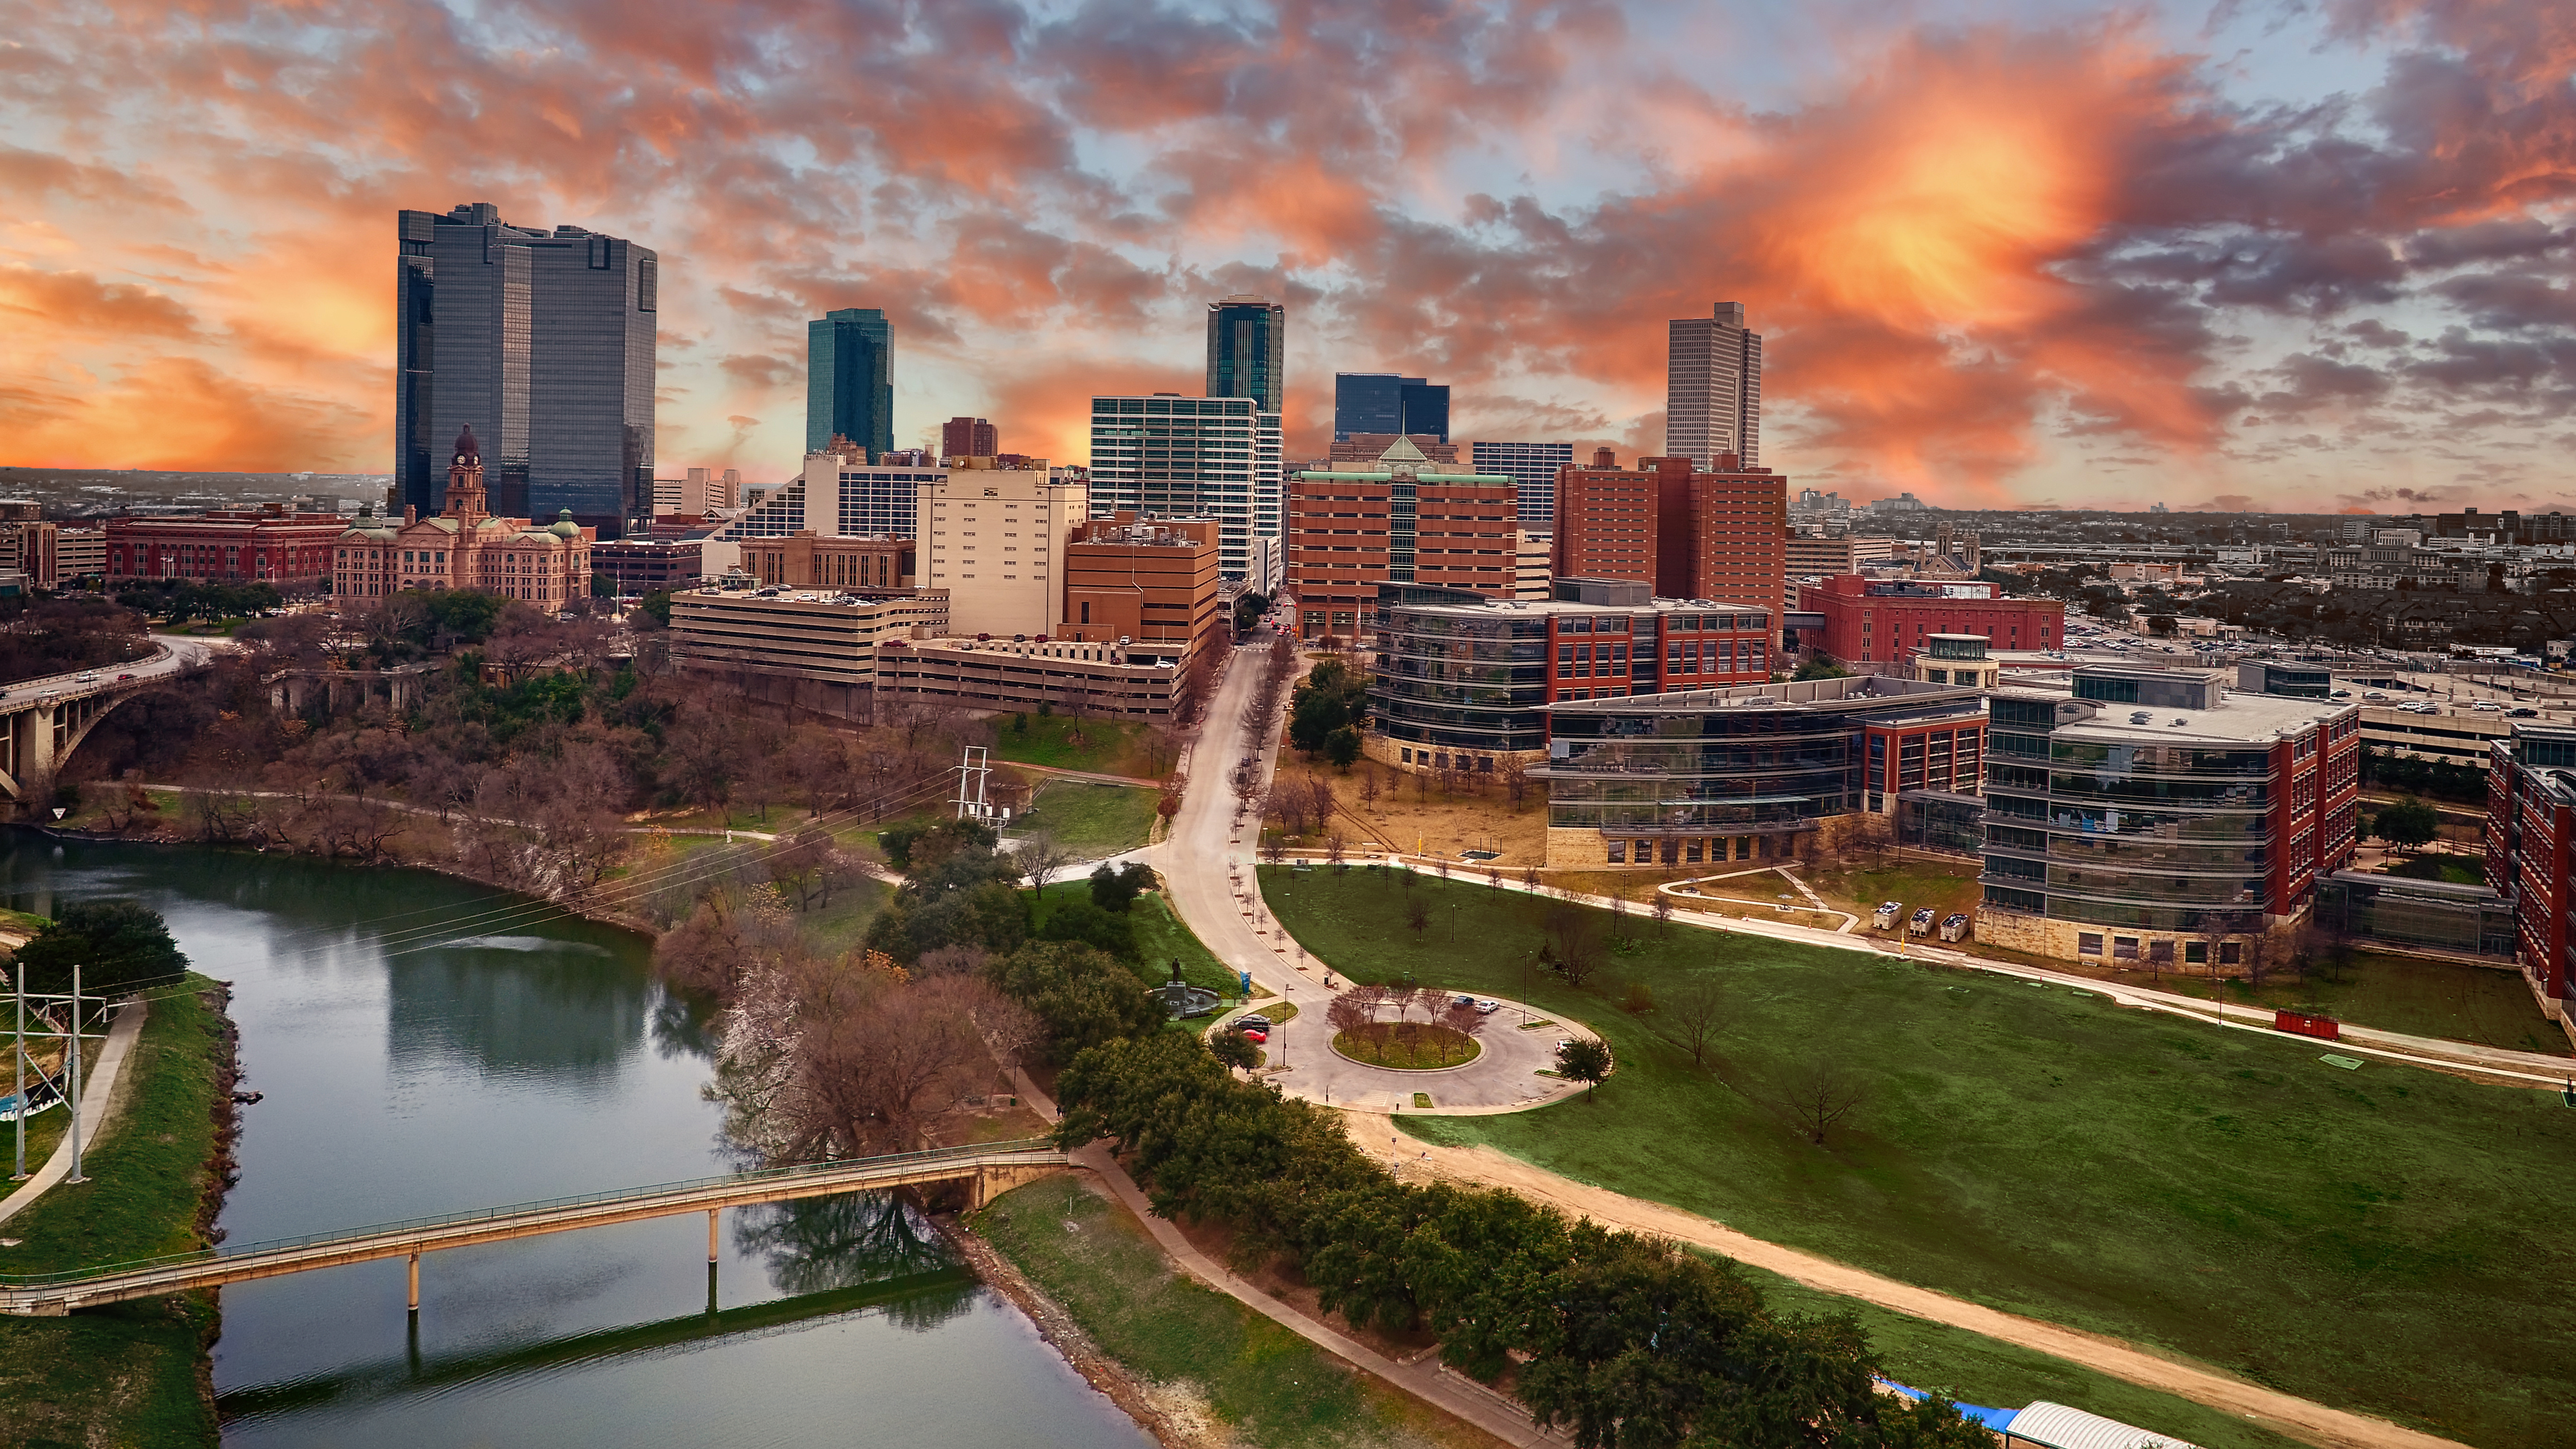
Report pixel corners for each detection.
[0,523,57,590]
[738,533,914,591]
[1783,534,1898,580]
[1287,438,1518,640]
[107,505,347,588]
[1059,514,1223,665]
[330,427,595,602]
[1515,530,1552,600]
[1087,394,1281,583]
[1535,673,1984,868]
[681,466,737,513]
[2485,723,2576,1038]
[1368,578,1774,774]
[395,202,656,532]
[807,308,893,458]
[879,636,1183,719]
[1333,374,1448,442]
[1976,664,2362,967]
[718,442,949,542]
[590,538,705,596]
[55,527,104,582]
[671,586,948,697]
[916,463,1090,639]
[1667,301,1761,469]
[1471,441,1575,525]
[942,417,999,461]
[0,502,40,522]
[1551,449,1791,619]
[1915,634,2000,690]
[1798,573,2063,667]
[1205,297,1285,414]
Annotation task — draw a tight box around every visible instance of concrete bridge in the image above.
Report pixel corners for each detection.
[0,639,214,809]
[0,1138,1067,1317]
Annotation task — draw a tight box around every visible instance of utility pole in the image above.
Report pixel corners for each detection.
[11,969,23,1180]
[66,961,84,1186]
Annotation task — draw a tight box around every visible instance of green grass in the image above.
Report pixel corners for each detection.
[1021,781,1160,859]
[980,1173,1462,1449]
[0,906,50,936]
[1734,1262,2308,1449]
[782,873,894,959]
[2141,951,2570,1057]
[0,977,231,1448]
[2379,855,2487,886]
[1259,867,2576,1449]
[993,714,1165,777]
[1032,883,1239,999]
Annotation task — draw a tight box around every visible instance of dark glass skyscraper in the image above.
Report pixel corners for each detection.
[1332,373,1448,441]
[807,308,894,459]
[1205,296,1285,413]
[395,202,657,534]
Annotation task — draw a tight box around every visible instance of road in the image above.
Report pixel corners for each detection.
[0,636,215,708]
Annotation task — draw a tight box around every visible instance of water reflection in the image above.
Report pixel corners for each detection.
[737,1192,974,1330]
[384,940,649,1088]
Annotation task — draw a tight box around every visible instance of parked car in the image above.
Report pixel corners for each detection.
[1472,998,1501,1014]
[1239,1029,1267,1044]
[2511,707,2540,717]
[2364,691,2388,700]
[1938,913,1971,943]
[2330,689,2351,699]
[1909,907,1936,936]
[2472,701,2503,711]
[1871,901,1903,930]
[1235,1015,1272,1033]
[116,672,135,681]
[75,672,100,683]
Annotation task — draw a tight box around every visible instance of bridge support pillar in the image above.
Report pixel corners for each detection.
[407,1252,420,1314]
[707,1208,719,1264]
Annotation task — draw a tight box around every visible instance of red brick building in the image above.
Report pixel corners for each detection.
[2487,723,2576,1021]
[1288,438,1516,639]
[1550,450,1789,619]
[1799,573,2062,667]
[1059,513,1223,666]
[105,505,347,588]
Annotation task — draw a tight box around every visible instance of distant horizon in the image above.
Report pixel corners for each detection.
[5,1,2573,514]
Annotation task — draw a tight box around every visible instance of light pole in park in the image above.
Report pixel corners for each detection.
[65,962,84,1186]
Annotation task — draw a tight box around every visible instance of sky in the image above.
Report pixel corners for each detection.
[2,0,2572,514]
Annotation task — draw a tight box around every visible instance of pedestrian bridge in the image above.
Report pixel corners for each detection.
[0,1138,1067,1317]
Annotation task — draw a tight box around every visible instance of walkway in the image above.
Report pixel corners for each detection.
[0,1139,1064,1316]
[0,999,149,1230]
[1365,1112,2467,1449]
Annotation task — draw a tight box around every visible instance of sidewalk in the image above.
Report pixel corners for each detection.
[0,999,150,1229]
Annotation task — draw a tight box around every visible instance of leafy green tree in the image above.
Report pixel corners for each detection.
[1038,899,1139,960]
[986,941,1167,1063]
[1792,653,1850,682]
[12,900,188,997]
[1088,860,1155,913]
[2373,798,2440,851]
[639,590,675,627]
[1323,724,1363,768]
[1556,1038,1612,1099]
[1288,658,1371,754]
[1208,1029,1259,1074]
[1232,591,1271,635]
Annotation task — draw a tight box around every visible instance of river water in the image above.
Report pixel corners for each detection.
[0,836,1149,1449]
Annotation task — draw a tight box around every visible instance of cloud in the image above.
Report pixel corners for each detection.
[0,266,199,338]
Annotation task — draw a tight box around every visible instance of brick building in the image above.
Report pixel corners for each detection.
[590,539,706,596]
[1798,573,2063,667]
[738,532,914,590]
[942,416,999,460]
[105,505,347,588]
[1549,449,1790,619]
[1059,514,1222,666]
[2487,723,2576,1041]
[1288,437,1517,640]
[331,426,595,603]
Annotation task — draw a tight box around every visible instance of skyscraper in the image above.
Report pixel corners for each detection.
[1666,301,1762,469]
[396,202,658,533]
[1088,394,1281,582]
[807,308,893,459]
[1333,373,1450,442]
[1552,449,1790,619]
[1470,440,1575,524]
[942,416,998,459]
[1205,297,1285,414]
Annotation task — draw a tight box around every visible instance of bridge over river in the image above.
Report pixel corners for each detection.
[0,638,214,808]
[0,1139,1066,1317]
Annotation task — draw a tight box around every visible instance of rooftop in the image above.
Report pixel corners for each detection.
[1993,679,2351,745]
[1549,673,1982,716]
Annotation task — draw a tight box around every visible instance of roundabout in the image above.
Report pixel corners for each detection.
[1330,1022,1482,1070]
[1207,992,1601,1115]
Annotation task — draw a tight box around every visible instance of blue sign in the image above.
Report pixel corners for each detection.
[1239,969,1253,997]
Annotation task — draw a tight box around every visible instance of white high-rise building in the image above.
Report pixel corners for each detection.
[916,464,1091,639]
[1087,394,1280,581]
[1666,301,1762,469]
[1470,440,1575,525]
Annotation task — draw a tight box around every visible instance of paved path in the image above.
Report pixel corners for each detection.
[1361,1111,2469,1449]
[0,999,148,1229]
[1145,648,1591,1115]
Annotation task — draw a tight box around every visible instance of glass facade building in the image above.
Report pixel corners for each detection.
[1087,396,1280,582]
[807,308,894,458]
[1666,301,1761,469]
[1333,374,1449,442]
[1204,297,1285,414]
[396,203,657,533]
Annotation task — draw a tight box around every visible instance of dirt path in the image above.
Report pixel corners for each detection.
[1350,1111,2467,1449]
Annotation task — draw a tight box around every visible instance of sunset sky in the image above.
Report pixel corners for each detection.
[3,0,2571,512]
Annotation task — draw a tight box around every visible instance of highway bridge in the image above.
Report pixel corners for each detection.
[0,1138,1067,1317]
[0,639,214,809]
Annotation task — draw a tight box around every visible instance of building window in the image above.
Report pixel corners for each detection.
[1606,838,1627,864]
[2078,932,2105,957]
[2220,941,2243,965]
[2185,941,2208,964]
[2112,936,2140,960]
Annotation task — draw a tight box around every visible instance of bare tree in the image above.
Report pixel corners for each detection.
[1404,896,1431,938]
[1503,760,1531,810]
[1326,988,1373,1044]
[1015,829,1076,898]
[1360,766,1381,804]
[1668,980,1724,1068]
[1538,903,1606,990]
[1651,889,1675,935]
[1307,774,1337,836]
[1774,1058,1868,1145]
[1327,833,1347,870]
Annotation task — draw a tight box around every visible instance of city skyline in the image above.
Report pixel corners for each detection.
[2,2,2572,514]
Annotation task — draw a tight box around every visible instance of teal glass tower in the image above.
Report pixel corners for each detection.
[1205,296,1285,414]
[807,308,893,458]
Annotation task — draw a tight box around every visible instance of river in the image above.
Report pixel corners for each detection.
[0,836,1150,1449]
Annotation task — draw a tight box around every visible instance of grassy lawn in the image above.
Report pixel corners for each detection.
[1021,781,1160,859]
[781,873,894,959]
[980,1173,1480,1449]
[2378,855,2487,886]
[992,715,1170,778]
[1736,1262,2306,1449]
[1259,867,2576,1449]
[1032,883,1239,999]
[0,978,231,1448]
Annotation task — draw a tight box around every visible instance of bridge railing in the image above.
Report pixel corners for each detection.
[0,1136,1061,1289]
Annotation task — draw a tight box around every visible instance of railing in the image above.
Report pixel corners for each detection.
[0,1137,1061,1290]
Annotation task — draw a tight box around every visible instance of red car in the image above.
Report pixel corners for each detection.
[1239,1029,1267,1044]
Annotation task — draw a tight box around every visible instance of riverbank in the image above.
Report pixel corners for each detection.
[0,974,236,1447]
[976,1172,1502,1449]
